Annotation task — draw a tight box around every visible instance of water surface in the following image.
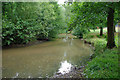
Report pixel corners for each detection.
[3,38,93,78]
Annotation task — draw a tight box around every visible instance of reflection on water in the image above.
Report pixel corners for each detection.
[64,51,66,57]
[58,60,73,74]
[3,38,93,78]
[63,38,67,42]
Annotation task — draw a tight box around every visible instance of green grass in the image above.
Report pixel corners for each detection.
[83,28,119,78]
[115,33,118,47]
[90,27,118,34]
[90,27,107,34]
[84,39,118,78]
[84,49,118,78]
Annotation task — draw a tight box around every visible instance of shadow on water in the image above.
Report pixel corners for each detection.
[2,34,93,78]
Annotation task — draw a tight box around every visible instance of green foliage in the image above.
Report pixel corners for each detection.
[102,34,107,39]
[2,19,15,45]
[96,34,101,38]
[83,34,94,39]
[72,26,88,38]
[115,33,118,47]
[68,2,108,31]
[93,40,107,56]
[84,49,118,78]
[58,29,66,34]
[2,2,64,46]
[84,37,118,78]
[67,2,119,43]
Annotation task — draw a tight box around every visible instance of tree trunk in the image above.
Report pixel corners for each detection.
[107,6,116,49]
[114,26,116,32]
[88,28,90,32]
[100,27,103,36]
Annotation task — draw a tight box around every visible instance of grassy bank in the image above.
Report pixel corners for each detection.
[83,28,119,78]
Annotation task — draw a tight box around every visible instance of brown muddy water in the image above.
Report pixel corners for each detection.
[2,38,93,78]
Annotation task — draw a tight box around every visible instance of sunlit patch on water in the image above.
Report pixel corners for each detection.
[58,60,73,74]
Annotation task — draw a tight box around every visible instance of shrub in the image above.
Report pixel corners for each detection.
[96,34,101,38]
[2,18,37,45]
[73,26,88,38]
[2,19,15,45]
[2,2,64,46]
[83,34,94,39]
[95,34,107,39]
[102,34,107,39]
